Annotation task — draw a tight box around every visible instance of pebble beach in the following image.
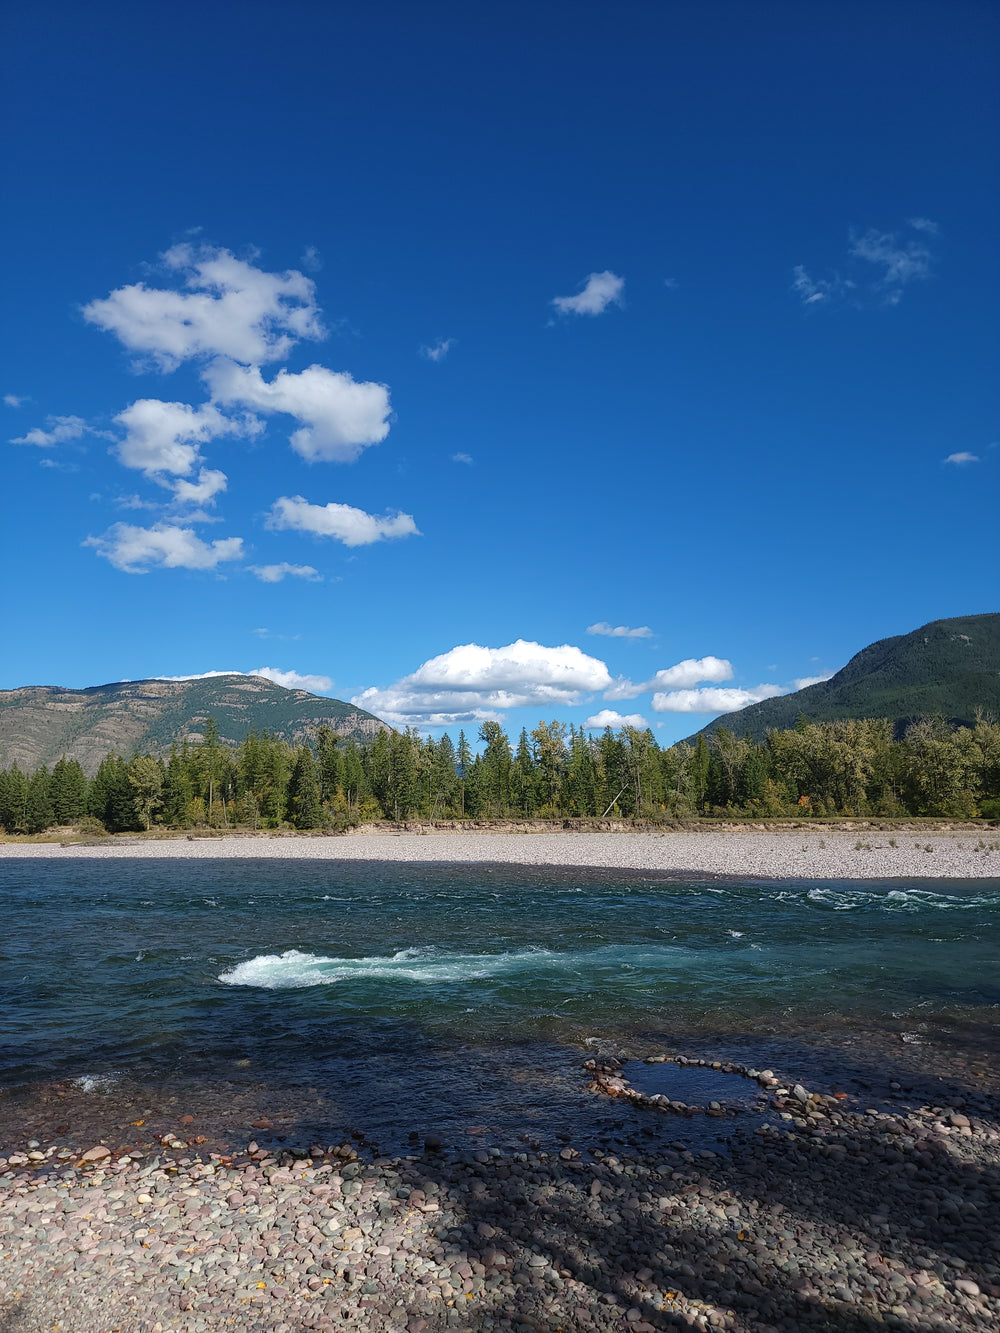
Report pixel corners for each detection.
[3,825,1000,878]
[2,828,998,1332]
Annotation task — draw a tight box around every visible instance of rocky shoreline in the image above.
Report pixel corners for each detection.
[3,827,1000,878]
[2,1048,998,1333]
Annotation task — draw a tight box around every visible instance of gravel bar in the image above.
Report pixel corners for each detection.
[3,828,1000,878]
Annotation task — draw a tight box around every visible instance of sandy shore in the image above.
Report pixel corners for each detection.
[2,828,999,878]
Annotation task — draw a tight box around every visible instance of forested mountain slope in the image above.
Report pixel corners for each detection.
[687,613,1000,744]
[0,675,390,776]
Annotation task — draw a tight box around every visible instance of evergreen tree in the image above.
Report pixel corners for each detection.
[90,754,141,832]
[0,764,29,831]
[50,757,88,825]
[24,766,55,833]
[287,747,322,828]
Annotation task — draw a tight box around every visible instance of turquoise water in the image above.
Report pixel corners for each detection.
[2,859,997,1095]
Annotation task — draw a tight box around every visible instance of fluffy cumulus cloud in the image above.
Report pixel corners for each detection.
[170,467,228,507]
[83,244,324,370]
[651,684,785,714]
[267,495,419,547]
[112,399,251,477]
[587,622,653,639]
[11,415,89,447]
[944,452,979,466]
[85,522,244,573]
[793,674,834,690]
[605,656,733,701]
[248,562,321,583]
[353,640,614,726]
[205,360,390,463]
[584,709,648,730]
[552,271,624,316]
[157,667,333,693]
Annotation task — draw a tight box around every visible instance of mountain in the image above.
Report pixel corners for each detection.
[684,613,1000,745]
[0,675,391,776]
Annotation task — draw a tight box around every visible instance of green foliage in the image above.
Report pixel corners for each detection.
[3,708,1000,834]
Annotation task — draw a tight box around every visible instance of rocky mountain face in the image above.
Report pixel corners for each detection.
[0,675,391,775]
[686,613,1000,745]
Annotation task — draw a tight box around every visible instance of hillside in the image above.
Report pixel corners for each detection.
[685,612,1000,745]
[0,675,391,776]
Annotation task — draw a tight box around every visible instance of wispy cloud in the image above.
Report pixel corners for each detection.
[944,451,979,466]
[552,271,624,317]
[11,414,90,447]
[792,674,834,690]
[300,245,323,272]
[793,219,935,308]
[587,621,653,639]
[4,394,25,408]
[451,452,473,465]
[266,495,419,547]
[420,338,455,362]
[248,562,321,583]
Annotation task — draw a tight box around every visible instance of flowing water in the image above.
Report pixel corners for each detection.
[1,858,997,1152]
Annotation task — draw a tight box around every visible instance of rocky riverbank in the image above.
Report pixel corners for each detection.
[3,827,1000,878]
[2,1052,998,1333]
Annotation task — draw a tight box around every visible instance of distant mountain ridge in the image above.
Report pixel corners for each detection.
[685,613,1000,745]
[0,675,391,776]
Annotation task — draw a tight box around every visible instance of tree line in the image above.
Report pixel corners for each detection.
[1,713,999,836]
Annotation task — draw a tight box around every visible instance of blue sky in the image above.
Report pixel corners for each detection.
[2,0,997,745]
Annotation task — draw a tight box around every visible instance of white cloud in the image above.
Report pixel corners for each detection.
[552,271,624,317]
[4,394,25,408]
[112,399,251,477]
[248,562,321,583]
[848,227,931,294]
[794,222,934,308]
[353,639,613,726]
[300,245,323,272]
[420,338,455,361]
[83,243,324,370]
[85,522,244,573]
[793,674,834,690]
[584,709,649,730]
[266,494,419,547]
[587,621,653,639]
[11,414,89,447]
[651,684,786,714]
[944,452,979,466]
[156,666,333,693]
[605,656,733,700]
[451,452,473,465]
[791,266,834,306]
[247,666,333,692]
[206,360,390,463]
[170,467,228,506]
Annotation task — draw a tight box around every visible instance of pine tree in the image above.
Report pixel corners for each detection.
[50,757,88,825]
[0,765,29,831]
[287,747,322,828]
[24,767,55,833]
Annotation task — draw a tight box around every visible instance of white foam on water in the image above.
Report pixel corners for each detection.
[72,1073,118,1093]
[726,930,745,938]
[217,942,690,990]
[801,886,1000,912]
